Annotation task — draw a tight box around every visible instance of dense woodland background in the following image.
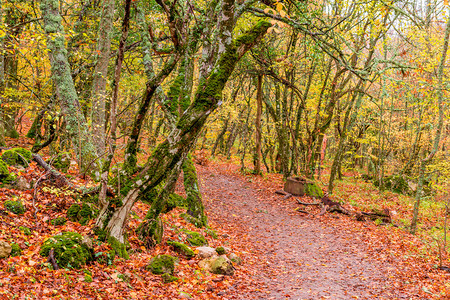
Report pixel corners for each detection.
[0,0,449,293]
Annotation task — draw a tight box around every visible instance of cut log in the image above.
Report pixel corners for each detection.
[296,195,349,216]
[361,208,391,223]
[284,177,306,196]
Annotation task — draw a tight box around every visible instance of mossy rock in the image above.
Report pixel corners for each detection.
[53,152,71,173]
[4,200,25,215]
[184,230,208,246]
[2,148,31,167]
[215,246,226,255]
[210,256,234,275]
[0,160,9,178]
[161,273,178,283]
[10,243,22,257]
[147,254,177,275]
[305,181,323,198]
[167,241,195,259]
[19,226,31,236]
[377,175,412,195]
[39,232,92,269]
[13,148,32,162]
[49,217,67,226]
[66,203,93,225]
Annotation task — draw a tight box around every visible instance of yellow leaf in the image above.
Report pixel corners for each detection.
[276,2,283,11]
[280,10,286,18]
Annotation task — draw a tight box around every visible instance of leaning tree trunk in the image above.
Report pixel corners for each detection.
[98,19,271,255]
[41,0,99,179]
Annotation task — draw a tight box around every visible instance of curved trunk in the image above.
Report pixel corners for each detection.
[99,19,271,253]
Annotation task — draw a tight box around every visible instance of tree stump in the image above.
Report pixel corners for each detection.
[284,177,306,196]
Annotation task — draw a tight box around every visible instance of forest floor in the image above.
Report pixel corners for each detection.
[0,138,449,299]
[196,159,449,299]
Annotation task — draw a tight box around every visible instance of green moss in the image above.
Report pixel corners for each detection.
[2,150,18,166]
[79,203,93,225]
[305,181,324,198]
[10,243,22,257]
[53,152,71,173]
[66,203,92,225]
[210,256,234,275]
[49,217,67,226]
[215,246,226,255]
[2,148,31,167]
[84,273,93,283]
[180,213,204,228]
[137,217,164,248]
[108,236,129,259]
[0,160,9,178]
[167,241,195,259]
[4,200,25,215]
[93,227,107,242]
[13,148,32,162]
[376,175,412,195]
[39,232,92,269]
[67,204,81,221]
[184,230,208,246]
[161,273,178,283]
[147,254,177,275]
[205,229,217,239]
[19,226,32,235]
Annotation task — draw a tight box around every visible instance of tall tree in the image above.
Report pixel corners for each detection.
[41,0,99,179]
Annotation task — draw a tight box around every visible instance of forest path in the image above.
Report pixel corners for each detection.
[197,163,414,300]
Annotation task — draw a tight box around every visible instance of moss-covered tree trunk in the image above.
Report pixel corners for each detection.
[90,0,115,154]
[41,0,99,179]
[100,16,271,252]
[182,154,207,227]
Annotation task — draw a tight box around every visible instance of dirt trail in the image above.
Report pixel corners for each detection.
[199,166,414,300]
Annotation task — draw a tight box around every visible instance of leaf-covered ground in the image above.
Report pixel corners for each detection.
[0,141,448,299]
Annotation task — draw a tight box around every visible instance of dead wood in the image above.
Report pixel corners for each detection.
[47,249,59,270]
[275,190,293,200]
[296,198,322,206]
[296,195,349,216]
[275,190,288,195]
[295,208,314,216]
[361,208,391,223]
[32,153,72,187]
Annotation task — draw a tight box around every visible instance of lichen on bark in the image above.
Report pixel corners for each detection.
[41,0,99,180]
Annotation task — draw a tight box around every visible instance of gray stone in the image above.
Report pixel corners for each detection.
[211,256,234,275]
[228,253,242,265]
[196,246,216,259]
[198,256,217,272]
[0,241,12,258]
[179,292,193,299]
[16,177,31,191]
